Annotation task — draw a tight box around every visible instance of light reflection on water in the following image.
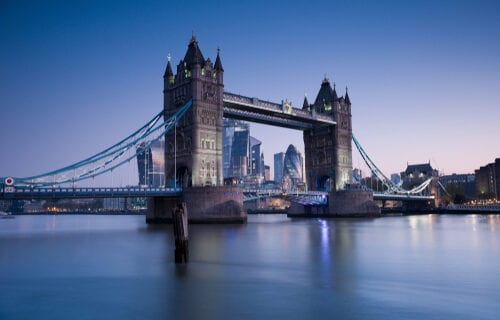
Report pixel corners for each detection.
[0,214,499,319]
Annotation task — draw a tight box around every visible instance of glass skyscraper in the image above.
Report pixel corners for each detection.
[136,139,165,187]
[283,144,304,188]
[274,152,285,184]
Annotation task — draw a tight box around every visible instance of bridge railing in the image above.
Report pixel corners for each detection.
[1,186,183,199]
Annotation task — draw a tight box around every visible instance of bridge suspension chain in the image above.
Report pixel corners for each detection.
[352,134,433,195]
[5,100,193,187]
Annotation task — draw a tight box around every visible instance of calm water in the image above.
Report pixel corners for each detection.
[1,214,499,319]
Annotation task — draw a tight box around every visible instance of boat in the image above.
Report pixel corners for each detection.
[0,211,15,219]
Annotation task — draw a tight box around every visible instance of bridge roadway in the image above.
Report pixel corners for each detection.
[1,186,433,203]
[0,186,182,200]
[223,92,336,130]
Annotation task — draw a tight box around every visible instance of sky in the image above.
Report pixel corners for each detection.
[1,0,499,184]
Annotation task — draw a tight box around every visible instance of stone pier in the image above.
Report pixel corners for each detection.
[328,189,380,217]
[146,186,246,224]
[288,188,380,218]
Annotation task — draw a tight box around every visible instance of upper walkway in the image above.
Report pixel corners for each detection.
[223,92,336,130]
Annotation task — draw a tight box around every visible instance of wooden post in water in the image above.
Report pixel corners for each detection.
[172,202,189,264]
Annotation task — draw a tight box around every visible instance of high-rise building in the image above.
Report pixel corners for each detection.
[264,165,271,181]
[223,119,266,180]
[250,136,262,176]
[223,119,249,178]
[136,140,165,187]
[230,128,249,178]
[475,158,500,200]
[274,152,285,184]
[439,173,476,199]
[283,144,303,188]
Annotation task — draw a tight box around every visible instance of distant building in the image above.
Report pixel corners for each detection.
[283,144,304,189]
[400,162,439,201]
[475,158,500,200]
[390,173,401,185]
[274,152,285,185]
[400,162,438,190]
[223,119,249,178]
[264,165,271,181]
[230,127,250,178]
[136,140,165,187]
[103,198,127,211]
[249,136,262,176]
[439,173,475,199]
[352,168,363,182]
[223,119,266,180]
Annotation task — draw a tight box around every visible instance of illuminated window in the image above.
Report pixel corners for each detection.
[201,68,205,76]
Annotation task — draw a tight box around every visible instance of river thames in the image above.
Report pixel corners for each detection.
[1,214,499,319]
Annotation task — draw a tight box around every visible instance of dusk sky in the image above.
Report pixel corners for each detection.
[1,0,499,184]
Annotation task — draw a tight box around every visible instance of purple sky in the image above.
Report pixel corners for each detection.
[1,0,499,184]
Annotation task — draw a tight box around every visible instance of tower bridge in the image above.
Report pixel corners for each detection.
[1,35,436,221]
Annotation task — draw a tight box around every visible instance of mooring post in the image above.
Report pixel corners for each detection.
[172,202,189,263]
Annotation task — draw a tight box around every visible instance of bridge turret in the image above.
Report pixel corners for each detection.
[163,35,224,188]
[344,86,351,105]
[313,77,334,114]
[304,76,353,192]
[302,95,309,111]
[163,55,174,86]
[333,82,338,102]
[214,47,224,90]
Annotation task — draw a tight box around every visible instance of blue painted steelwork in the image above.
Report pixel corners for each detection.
[1,99,193,188]
[1,186,182,200]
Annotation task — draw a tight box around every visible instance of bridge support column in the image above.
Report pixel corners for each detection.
[328,190,380,217]
[146,186,246,224]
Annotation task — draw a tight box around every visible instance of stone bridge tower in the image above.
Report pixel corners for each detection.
[303,78,353,191]
[163,35,224,187]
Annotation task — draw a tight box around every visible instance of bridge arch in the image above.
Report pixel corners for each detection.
[176,166,192,188]
[316,175,331,192]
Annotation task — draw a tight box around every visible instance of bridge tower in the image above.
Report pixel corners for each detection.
[303,78,352,191]
[163,35,224,187]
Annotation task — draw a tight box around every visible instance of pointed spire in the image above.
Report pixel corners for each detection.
[163,53,173,78]
[214,47,224,71]
[322,74,329,84]
[190,30,196,44]
[345,86,351,105]
[332,82,338,100]
[302,94,309,110]
[314,76,334,108]
[184,33,205,66]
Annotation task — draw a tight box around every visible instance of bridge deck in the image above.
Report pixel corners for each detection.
[1,187,182,199]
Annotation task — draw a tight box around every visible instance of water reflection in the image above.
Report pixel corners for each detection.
[1,214,499,319]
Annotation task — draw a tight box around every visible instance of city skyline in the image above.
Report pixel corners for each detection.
[1,0,499,181]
